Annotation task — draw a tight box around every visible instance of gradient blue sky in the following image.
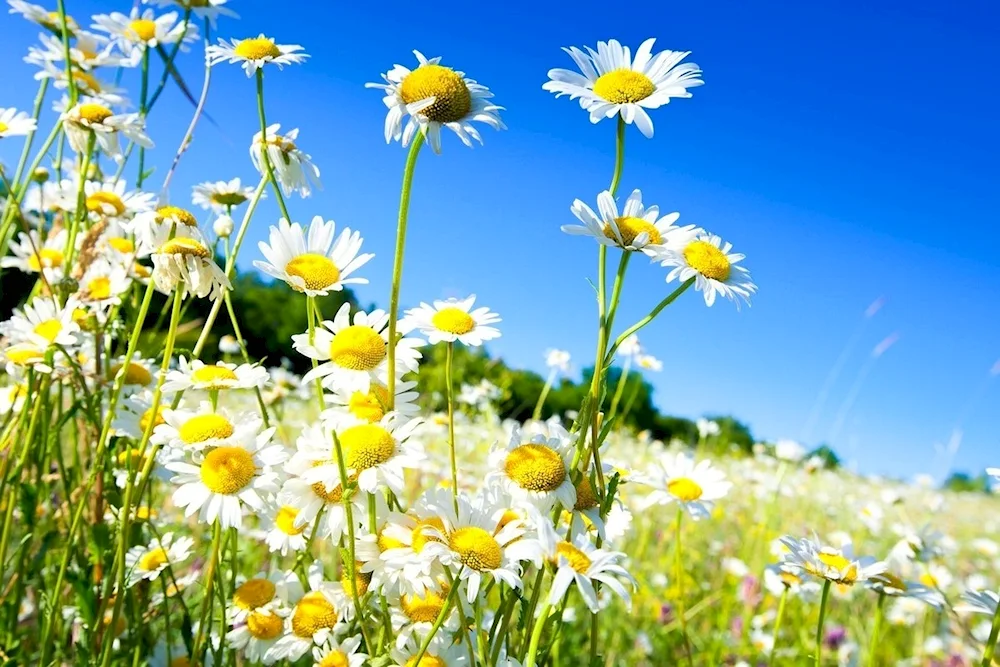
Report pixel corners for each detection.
[2,0,999,479]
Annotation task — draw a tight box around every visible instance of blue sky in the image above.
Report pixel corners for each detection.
[2,0,999,479]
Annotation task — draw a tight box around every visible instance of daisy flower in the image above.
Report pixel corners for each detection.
[165,427,284,529]
[956,589,999,615]
[656,231,757,308]
[263,503,311,556]
[8,0,78,34]
[78,259,131,311]
[228,570,302,624]
[143,0,237,27]
[388,582,463,650]
[82,178,155,220]
[322,378,420,427]
[61,101,152,159]
[149,225,230,300]
[366,50,505,154]
[0,107,37,138]
[487,423,576,511]
[987,467,999,483]
[0,295,80,349]
[227,605,290,663]
[868,570,944,608]
[123,532,193,586]
[293,302,422,393]
[106,356,158,392]
[152,402,262,454]
[192,177,256,213]
[565,189,693,254]
[25,30,122,71]
[254,216,373,296]
[160,358,269,393]
[310,636,367,667]
[545,348,571,374]
[250,124,321,197]
[111,390,167,440]
[266,567,348,662]
[543,38,703,138]
[206,34,307,75]
[636,451,732,520]
[779,536,888,587]
[91,8,198,60]
[1,228,68,281]
[402,295,501,346]
[131,204,201,252]
[0,384,27,416]
[391,633,469,667]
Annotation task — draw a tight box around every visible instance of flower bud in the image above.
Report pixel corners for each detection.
[31,166,49,183]
[213,214,234,238]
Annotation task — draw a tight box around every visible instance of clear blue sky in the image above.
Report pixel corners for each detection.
[3,0,999,479]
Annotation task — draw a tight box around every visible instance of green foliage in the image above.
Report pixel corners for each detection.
[808,444,842,470]
[942,471,991,493]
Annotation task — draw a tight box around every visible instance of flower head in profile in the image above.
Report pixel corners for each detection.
[8,0,79,34]
[91,8,198,60]
[779,536,887,587]
[149,225,231,300]
[250,124,320,197]
[402,295,501,347]
[956,589,999,615]
[143,0,238,27]
[656,231,756,308]
[544,38,703,138]
[206,34,307,76]
[124,532,193,586]
[367,50,504,154]
[61,101,153,160]
[160,358,269,393]
[565,189,693,255]
[192,177,257,213]
[636,451,731,519]
[0,107,37,138]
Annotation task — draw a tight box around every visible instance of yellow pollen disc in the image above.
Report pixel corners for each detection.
[78,103,113,124]
[411,517,446,553]
[27,248,64,271]
[108,237,135,253]
[779,571,801,587]
[116,449,147,467]
[431,307,475,335]
[812,551,859,584]
[377,531,406,552]
[405,656,446,667]
[340,424,396,471]
[399,64,472,123]
[919,572,938,588]
[290,591,338,638]
[310,472,346,503]
[234,37,281,60]
[210,191,248,206]
[449,526,502,571]
[233,578,276,610]
[133,262,151,278]
[683,240,731,281]
[504,444,567,493]
[318,650,350,667]
[329,325,386,371]
[86,191,126,216]
[139,407,165,433]
[156,205,198,227]
[667,477,703,502]
[86,276,112,301]
[574,478,598,511]
[179,413,234,444]
[347,384,389,423]
[72,70,101,93]
[33,319,62,343]
[199,446,255,494]
[604,216,662,247]
[275,506,305,535]
[592,69,656,104]
[341,562,372,596]
[555,541,592,574]
[7,344,43,366]
[159,237,210,257]
[245,611,283,640]
[0,122,8,133]
[285,253,341,291]
[401,586,448,623]
[496,509,521,533]
[110,362,153,386]
[191,365,239,386]
[138,547,169,571]
[135,506,156,520]
[128,19,156,42]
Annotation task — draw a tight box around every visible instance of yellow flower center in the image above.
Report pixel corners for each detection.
[179,413,234,444]
[504,444,567,493]
[310,473,346,503]
[109,361,153,386]
[412,517,446,553]
[86,191,126,216]
[33,319,62,343]
[683,241,731,281]
[377,531,406,552]
[139,407,165,434]
[329,325,386,371]
[555,541,592,574]
[128,19,157,42]
[27,248,64,271]
[431,307,475,335]
[667,477,703,502]
[159,237,210,257]
[234,37,281,60]
[138,547,169,571]
[190,365,239,387]
[810,551,859,584]
[347,383,389,423]
[399,64,472,123]
[401,586,448,623]
[0,122,8,134]
[7,344,43,366]
[199,446,256,494]
[77,103,113,124]
[275,505,305,535]
[116,449,148,468]
[72,69,101,94]
[779,571,801,587]
[574,477,598,511]
[245,610,283,640]
[233,578,276,610]
[919,572,938,588]
[108,237,135,253]
[604,216,662,247]
[318,651,350,667]
[449,526,502,571]
[210,191,248,207]
[290,591,338,638]
[340,423,396,471]
[592,69,656,104]
[341,562,372,596]
[496,509,521,533]
[877,572,907,592]
[86,276,112,301]
[405,656,446,667]
[156,205,198,227]
[285,253,340,291]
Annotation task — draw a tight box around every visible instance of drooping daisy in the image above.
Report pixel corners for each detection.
[254,217,373,296]
[868,569,945,608]
[293,302,422,393]
[543,38,703,138]
[123,532,193,586]
[565,189,693,255]
[149,225,230,300]
[0,295,80,349]
[82,178,155,220]
[263,503,311,556]
[61,101,153,159]
[402,295,501,347]
[779,536,888,587]
[0,107,37,138]
[266,567,348,662]
[487,423,576,511]
[206,34,307,75]
[250,124,321,197]
[152,402,262,454]
[956,589,1000,615]
[227,570,303,624]
[322,378,420,427]
[656,232,757,308]
[143,0,237,27]
[310,635,367,667]
[192,177,257,213]
[636,451,732,519]
[0,228,68,281]
[367,50,505,154]
[91,8,198,59]
[160,358,269,393]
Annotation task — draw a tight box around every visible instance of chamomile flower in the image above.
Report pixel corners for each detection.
[160,358,269,393]
[487,423,576,511]
[779,536,887,587]
[25,29,122,71]
[0,295,80,348]
[227,605,289,663]
[310,636,367,667]
[250,124,321,197]
[106,356,158,392]
[192,177,257,213]
[565,189,692,254]
[368,490,453,596]
[322,378,420,427]
[402,295,501,346]
[391,633,469,667]
[545,349,571,373]
[956,589,999,615]
[82,178,155,220]
[254,217,373,296]
[206,34,307,75]
[388,582,463,650]
[123,532,193,587]
[78,259,131,311]
[987,468,1000,483]
[149,225,230,300]
[263,504,311,555]
[293,302,422,393]
[61,101,152,160]
[637,451,732,519]
[543,38,703,138]
[0,107,37,138]
[1,228,68,280]
[868,570,945,608]
[143,0,237,27]
[153,402,262,453]
[111,390,167,440]
[8,0,78,34]
[266,568,348,662]
[228,570,302,624]
[0,383,27,416]
[366,50,505,154]
[91,8,198,60]
[1,342,51,376]
[656,232,757,308]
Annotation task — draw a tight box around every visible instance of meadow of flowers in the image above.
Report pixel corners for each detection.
[1,1,999,665]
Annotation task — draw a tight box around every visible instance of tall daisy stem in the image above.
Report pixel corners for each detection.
[532,369,557,421]
[524,600,554,667]
[605,278,695,365]
[768,588,789,667]
[410,570,462,665]
[192,521,224,666]
[254,70,292,222]
[63,131,96,269]
[980,599,1000,667]
[675,508,694,667]
[445,341,459,510]
[867,592,885,666]
[815,579,832,667]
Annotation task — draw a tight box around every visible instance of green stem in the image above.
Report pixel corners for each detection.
[409,570,461,665]
[55,0,76,104]
[815,580,832,667]
[675,508,694,667]
[136,48,150,188]
[254,70,292,222]
[192,522,224,666]
[980,598,1000,667]
[445,341,458,512]
[524,600,554,667]
[866,592,884,666]
[605,278,695,365]
[63,131,96,268]
[532,369,556,421]
[768,588,789,666]
[610,117,625,196]
[606,355,631,428]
